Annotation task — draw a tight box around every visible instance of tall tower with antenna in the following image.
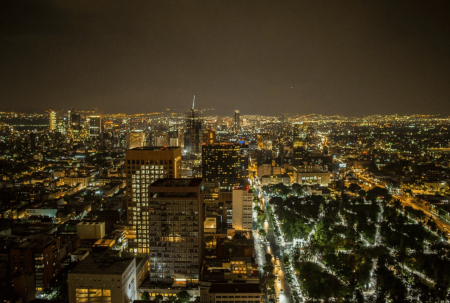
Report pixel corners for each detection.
[184,95,203,154]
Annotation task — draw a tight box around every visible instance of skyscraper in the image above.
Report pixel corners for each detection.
[49,110,56,131]
[234,110,241,132]
[147,178,204,284]
[184,95,202,154]
[292,122,308,165]
[125,147,182,253]
[202,143,248,189]
[67,110,71,126]
[89,116,101,138]
[71,113,81,127]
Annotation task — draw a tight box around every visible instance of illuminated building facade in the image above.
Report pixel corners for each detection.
[292,122,308,165]
[184,97,203,154]
[234,110,241,132]
[147,178,204,284]
[202,130,216,145]
[232,187,253,231]
[125,147,182,253]
[49,110,56,131]
[68,255,136,303]
[89,116,101,138]
[201,143,248,189]
[127,131,145,150]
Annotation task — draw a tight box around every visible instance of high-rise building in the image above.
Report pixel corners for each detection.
[293,122,307,148]
[184,95,203,154]
[67,110,71,126]
[202,143,248,189]
[127,131,145,149]
[125,147,182,253]
[234,110,241,132]
[49,110,56,131]
[147,178,204,284]
[292,122,308,165]
[232,187,253,231]
[89,116,101,137]
[71,113,81,126]
[202,130,216,145]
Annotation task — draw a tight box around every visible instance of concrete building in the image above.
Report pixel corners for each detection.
[261,174,291,186]
[232,188,253,231]
[200,283,262,303]
[68,255,136,303]
[125,147,182,253]
[147,178,204,284]
[77,222,106,240]
[71,249,90,262]
[126,131,145,150]
[10,235,61,296]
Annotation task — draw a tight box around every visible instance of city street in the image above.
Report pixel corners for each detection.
[253,193,293,303]
[265,205,292,302]
[357,172,450,232]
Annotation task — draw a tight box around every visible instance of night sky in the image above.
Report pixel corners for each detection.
[1,1,449,116]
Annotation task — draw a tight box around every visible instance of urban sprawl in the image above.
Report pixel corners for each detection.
[0,107,450,303]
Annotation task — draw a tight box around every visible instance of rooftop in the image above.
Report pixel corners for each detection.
[71,254,134,275]
[209,283,261,294]
[130,146,180,151]
[150,178,203,188]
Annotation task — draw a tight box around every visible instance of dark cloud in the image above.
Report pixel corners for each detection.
[1,0,449,116]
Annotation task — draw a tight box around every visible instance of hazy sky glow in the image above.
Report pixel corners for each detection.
[1,1,450,116]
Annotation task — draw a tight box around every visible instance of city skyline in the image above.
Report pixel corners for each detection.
[1,1,450,116]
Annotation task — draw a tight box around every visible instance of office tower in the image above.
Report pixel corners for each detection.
[126,131,145,149]
[67,110,71,126]
[234,110,241,132]
[147,178,204,284]
[203,130,216,145]
[71,113,81,126]
[125,147,182,253]
[184,95,203,154]
[202,143,248,189]
[292,122,308,165]
[232,187,253,231]
[49,110,56,131]
[293,122,307,147]
[89,116,101,138]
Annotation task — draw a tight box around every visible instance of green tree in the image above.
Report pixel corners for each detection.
[141,291,150,300]
[155,294,164,303]
[176,290,191,303]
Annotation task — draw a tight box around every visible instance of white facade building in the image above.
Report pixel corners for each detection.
[69,255,136,303]
[232,188,253,231]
